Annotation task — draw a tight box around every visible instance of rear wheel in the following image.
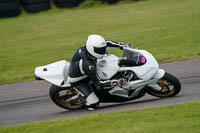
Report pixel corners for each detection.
[145,72,181,97]
[49,85,84,110]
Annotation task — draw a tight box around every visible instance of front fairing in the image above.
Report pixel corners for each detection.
[97,54,120,80]
[119,48,161,81]
[120,48,147,66]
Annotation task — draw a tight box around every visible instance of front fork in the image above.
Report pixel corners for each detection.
[147,69,165,91]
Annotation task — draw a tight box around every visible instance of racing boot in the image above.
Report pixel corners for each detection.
[85,92,99,111]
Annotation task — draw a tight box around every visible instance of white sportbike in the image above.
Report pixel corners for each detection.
[35,47,181,110]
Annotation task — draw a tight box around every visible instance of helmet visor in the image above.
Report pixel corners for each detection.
[94,46,107,55]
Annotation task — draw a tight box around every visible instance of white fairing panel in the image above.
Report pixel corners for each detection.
[97,54,120,80]
[147,69,165,91]
[133,50,159,80]
[35,60,70,87]
[119,48,162,81]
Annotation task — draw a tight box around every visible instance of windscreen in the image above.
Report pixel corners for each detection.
[123,48,141,58]
[121,48,147,66]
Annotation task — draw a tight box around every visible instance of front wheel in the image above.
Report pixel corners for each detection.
[49,85,84,110]
[145,72,181,97]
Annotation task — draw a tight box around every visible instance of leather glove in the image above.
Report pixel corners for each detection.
[118,42,132,50]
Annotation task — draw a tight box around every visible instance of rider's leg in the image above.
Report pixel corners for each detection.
[71,81,99,110]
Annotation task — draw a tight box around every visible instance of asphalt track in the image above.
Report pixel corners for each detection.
[0,59,200,126]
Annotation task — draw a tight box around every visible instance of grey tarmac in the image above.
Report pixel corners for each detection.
[0,59,200,126]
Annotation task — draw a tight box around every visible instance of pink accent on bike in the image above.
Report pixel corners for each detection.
[141,57,146,63]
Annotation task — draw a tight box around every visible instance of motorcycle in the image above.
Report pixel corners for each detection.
[34,47,181,110]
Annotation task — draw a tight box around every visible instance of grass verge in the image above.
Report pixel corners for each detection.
[0,102,200,133]
[0,0,200,84]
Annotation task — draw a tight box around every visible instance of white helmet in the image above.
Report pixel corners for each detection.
[86,34,107,59]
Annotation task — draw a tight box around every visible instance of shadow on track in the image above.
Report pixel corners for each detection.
[51,95,186,117]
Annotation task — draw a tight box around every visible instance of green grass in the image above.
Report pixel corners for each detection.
[1,102,200,133]
[0,0,200,84]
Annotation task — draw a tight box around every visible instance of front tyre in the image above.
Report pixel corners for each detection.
[49,85,84,110]
[145,72,181,97]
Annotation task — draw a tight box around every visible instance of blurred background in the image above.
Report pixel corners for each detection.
[0,0,130,18]
[0,0,199,85]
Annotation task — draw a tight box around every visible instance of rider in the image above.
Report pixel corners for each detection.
[68,34,128,110]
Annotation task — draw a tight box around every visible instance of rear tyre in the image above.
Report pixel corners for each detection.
[145,72,181,97]
[49,85,84,110]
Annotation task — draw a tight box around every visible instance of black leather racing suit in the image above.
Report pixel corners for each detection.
[68,41,124,106]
